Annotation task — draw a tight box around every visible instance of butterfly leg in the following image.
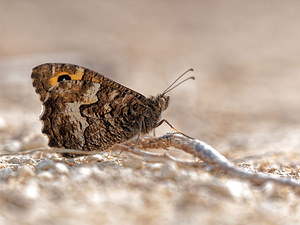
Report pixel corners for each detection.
[132,117,143,148]
[155,119,178,130]
[155,119,193,139]
[153,129,156,137]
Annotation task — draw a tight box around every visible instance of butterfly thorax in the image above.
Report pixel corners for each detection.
[141,94,170,133]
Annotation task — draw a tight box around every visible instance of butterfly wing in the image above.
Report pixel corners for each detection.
[80,84,150,150]
[31,63,144,101]
[32,63,150,151]
[40,80,100,149]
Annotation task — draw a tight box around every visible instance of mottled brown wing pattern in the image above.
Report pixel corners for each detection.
[40,80,100,150]
[31,63,145,102]
[80,84,151,150]
[31,63,169,151]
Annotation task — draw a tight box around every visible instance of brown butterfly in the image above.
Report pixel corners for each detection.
[31,63,194,152]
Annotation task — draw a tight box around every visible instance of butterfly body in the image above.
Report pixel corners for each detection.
[31,63,169,151]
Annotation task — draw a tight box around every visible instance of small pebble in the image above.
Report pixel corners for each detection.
[9,157,21,164]
[0,168,15,182]
[71,167,93,182]
[78,167,93,177]
[36,159,55,171]
[24,181,40,199]
[55,163,69,174]
[160,162,179,180]
[225,180,252,201]
[3,140,22,152]
[17,165,35,178]
[38,171,54,181]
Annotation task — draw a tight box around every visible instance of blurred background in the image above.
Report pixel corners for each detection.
[1,0,300,154]
[1,1,300,225]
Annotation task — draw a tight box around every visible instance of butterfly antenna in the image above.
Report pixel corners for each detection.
[163,76,195,94]
[162,68,194,95]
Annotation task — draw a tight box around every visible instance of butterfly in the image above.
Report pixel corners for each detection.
[31,63,194,152]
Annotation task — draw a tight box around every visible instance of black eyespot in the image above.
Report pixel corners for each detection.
[57,74,71,82]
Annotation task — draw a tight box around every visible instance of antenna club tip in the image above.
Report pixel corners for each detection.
[191,76,195,80]
[189,68,194,71]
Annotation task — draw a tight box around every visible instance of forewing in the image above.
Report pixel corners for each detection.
[31,63,145,102]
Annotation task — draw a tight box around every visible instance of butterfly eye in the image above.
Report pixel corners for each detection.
[57,74,71,82]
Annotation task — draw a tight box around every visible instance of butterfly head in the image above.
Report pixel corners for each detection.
[154,94,170,112]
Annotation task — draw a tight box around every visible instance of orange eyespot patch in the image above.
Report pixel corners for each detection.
[48,68,85,86]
